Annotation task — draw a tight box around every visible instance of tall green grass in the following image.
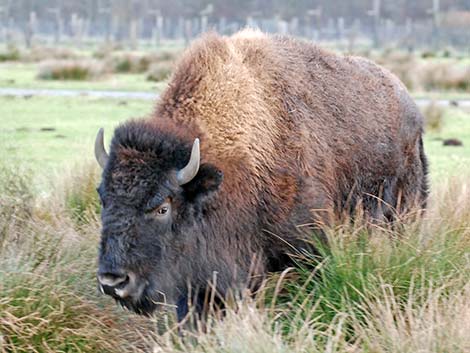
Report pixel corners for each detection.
[155,178,470,353]
[270,222,469,338]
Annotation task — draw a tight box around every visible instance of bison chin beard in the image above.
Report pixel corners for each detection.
[115,290,163,316]
[99,280,167,317]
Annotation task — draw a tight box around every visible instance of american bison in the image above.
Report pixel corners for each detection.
[94,30,428,319]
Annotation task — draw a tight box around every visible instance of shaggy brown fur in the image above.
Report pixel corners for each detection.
[157,28,427,242]
[97,29,427,318]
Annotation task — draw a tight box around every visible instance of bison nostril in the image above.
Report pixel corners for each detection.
[98,272,129,288]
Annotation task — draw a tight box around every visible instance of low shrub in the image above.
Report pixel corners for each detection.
[442,49,453,58]
[93,42,124,59]
[106,53,152,73]
[146,61,173,82]
[421,50,436,58]
[25,46,81,62]
[0,44,21,62]
[370,51,469,92]
[37,60,108,81]
[420,62,470,91]
[106,50,180,74]
[422,100,445,132]
[152,50,180,62]
[374,51,420,90]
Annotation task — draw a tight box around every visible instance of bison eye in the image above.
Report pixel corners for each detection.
[157,206,168,215]
[147,200,172,220]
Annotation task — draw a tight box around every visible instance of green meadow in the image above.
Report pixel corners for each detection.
[0,94,468,184]
[0,62,163,92]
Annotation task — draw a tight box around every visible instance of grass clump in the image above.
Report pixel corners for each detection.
[1,271,118,352]
[93,42,124,59]
[25,46,81,62]
[0,44,21,62]
[146,61,173,82]
[369,50,470,92]
[422,100,445,132]
[421,61,470,91]
[374,50,420,90]
[37,60,108,81]
[0,164,153,353]
[110,53,151,73]
[0,165,34,249]
[274,220,469,336]
[421,50,437,59]
[107,51,180,74]
[356,284,470,353]
[62,164,101,224]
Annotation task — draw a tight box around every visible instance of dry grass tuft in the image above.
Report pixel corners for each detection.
[357,284,470,353]
[146,61,174,82]
[25,46,81,62]
[37,60,108,81]
[0,44,21,62]
[374,50,420,90]
[61,163,102,224]
[106,51,180,74]
[422,100,445,132]
[420,61,470,91]
[93,42,125,59]
[367,50,469,92]
[0,166,34,249]
[0,164,155,353]
[104,51,179,73]
[108,53,152,73]
[0,45,81,63]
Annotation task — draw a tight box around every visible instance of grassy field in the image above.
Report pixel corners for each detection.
[0,96,153,177]
[0,57,470,351]
[1,48,469,99]
[0,62,165,92]
[1,94,469,186]
[424,108,470,181]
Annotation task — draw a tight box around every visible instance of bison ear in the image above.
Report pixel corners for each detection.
[181,163,223,201]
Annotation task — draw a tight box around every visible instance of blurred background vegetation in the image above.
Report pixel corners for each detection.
[0,0,469,49]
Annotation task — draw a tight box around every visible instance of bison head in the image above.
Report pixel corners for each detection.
[94,121,224,317]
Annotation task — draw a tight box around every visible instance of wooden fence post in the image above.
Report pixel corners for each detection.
[98,0,111,43]
[25,11,37,48]
[47,5,63,45]
[367,0,381,48]
[149,8,162,46]
[427,0,441,50]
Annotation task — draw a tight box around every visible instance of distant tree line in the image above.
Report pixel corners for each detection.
[0,0,469,49]
[2,0,469,25]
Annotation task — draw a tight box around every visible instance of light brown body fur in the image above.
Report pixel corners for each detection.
[102,30,427,308]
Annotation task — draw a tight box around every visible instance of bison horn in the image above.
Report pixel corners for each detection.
[176,138,200,185]
[94,128,109,169]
